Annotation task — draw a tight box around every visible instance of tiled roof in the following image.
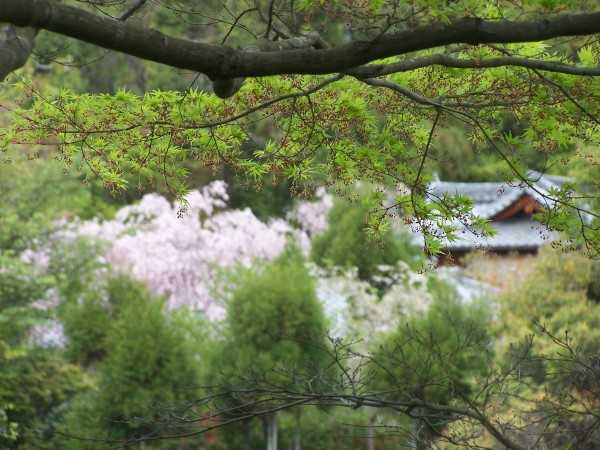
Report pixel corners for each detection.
[422,171,567,251]
[445,215,555,250]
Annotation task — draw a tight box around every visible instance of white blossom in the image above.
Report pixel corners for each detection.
[287,187,333,237]
[316,262,433,347]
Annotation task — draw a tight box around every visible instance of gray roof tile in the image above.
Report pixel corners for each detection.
[446,216,556,250]
[423,171,567,251]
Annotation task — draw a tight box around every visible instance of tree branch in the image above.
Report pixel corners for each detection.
[211,32,330,98]
[0,23,38,80]
[119,0,147,21]
[1,0,599,80]
[358,77,519,110]
[348,53,600,78]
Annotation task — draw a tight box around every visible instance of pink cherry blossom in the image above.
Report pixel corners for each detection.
[60,181,310,320]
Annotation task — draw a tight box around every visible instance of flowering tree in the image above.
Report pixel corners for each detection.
[286,187,333,239]
[57,180,310,319]
[313,260,435,354]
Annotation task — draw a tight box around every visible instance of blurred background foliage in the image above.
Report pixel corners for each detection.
[0,1,598,449]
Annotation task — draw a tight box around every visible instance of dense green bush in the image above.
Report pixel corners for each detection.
[58,276,201,448]
[207,248,330,449]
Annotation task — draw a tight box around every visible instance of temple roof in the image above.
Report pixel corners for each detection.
[443,215,555,251]
[423,171,571,252]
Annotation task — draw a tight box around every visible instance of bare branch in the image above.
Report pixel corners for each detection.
[118,0,146,21]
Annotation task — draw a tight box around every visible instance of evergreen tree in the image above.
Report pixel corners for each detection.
[59,276,201,448]
[372,282,491,448]
[210,248,329,450]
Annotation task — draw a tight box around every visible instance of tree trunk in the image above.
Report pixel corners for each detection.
[409,417,418,450]
[265,411,278,450]
[367,413,376,450]
[294,408,301,450]
[244,421,251,450]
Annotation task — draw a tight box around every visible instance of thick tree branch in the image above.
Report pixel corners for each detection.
[212,32,328,98]
[1,0,599,81]
[0,23,38,80]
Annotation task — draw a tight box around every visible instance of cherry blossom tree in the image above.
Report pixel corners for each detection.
[54,180,310,320]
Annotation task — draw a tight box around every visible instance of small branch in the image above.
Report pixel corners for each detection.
[358,77,517,109]
[409,109,441,239]
[347,53,600,78]
[258,7,291,40]
[264,0,276,39]
[220,8,259,45]
[119,0,147,21]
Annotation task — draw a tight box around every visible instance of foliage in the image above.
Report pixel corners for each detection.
[311,197,420,280]
[0,269,82,450]
[0,153,107,250]
[205,248,330,449]
[0,154,204,447]
[431,116,553,182]
[0,347,87,449]
[369,281,490,445]
[58,276,201,448]
[0,255,50,345]
[216,248,328,386]
[1,1,600,448]
[485,248,600,449]
[0,154,104,449]
[3,29,598,254]
[496,249,599,374]
[497,248,593,337]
